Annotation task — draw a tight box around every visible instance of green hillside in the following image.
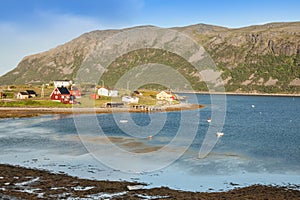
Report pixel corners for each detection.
[0,22,299,93]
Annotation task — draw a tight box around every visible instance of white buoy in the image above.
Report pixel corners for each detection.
[251,104,255,108]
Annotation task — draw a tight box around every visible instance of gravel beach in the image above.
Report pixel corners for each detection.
[0,164,299,199]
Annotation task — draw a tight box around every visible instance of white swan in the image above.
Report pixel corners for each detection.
[216,132,224,138]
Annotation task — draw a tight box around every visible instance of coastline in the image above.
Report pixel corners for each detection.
[178,91,300,97]
[0,164,299,199]
[0,104,203,119]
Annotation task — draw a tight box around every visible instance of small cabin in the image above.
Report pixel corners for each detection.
[122,96,139,104]
[17,92,29,100]
[133,90,143,96]
[70,87,82,98]
[156,91,175,102]
[109,90,119,97]
[98,88,118,97]
[98,88,109,96]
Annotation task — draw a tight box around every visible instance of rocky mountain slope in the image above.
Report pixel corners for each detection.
[0,22,299,93]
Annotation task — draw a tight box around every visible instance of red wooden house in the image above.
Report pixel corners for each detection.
[50,87,75,104]
[70,87,82,98]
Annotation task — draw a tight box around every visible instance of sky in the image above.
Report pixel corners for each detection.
[0,0,299,76]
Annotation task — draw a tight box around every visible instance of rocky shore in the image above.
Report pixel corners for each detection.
[0,164,299,199]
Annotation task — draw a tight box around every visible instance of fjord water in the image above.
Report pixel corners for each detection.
[0,95,299,191]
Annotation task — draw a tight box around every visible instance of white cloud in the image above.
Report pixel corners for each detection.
[0,12,120,76]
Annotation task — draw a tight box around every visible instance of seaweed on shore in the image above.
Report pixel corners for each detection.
[0,164,299,200]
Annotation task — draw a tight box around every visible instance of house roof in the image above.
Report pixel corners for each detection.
[98,87,109,91]
[57,87,70,94]
[19,92,29,95]
[157,91,172,96]
[26,90,36,95]
[54,80,71,82]
[98,87,118,91]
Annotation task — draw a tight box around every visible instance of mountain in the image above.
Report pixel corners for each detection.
[0,22,299,93]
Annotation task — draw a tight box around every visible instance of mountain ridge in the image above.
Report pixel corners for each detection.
[1,22,299,93]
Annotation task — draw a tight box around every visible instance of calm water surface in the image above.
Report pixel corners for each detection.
[0,94,299,191]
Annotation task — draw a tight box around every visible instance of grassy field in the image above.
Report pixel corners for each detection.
[0,100,72,108]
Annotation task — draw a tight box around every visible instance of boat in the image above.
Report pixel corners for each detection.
[119,120,128,123]
[216,132,224,138]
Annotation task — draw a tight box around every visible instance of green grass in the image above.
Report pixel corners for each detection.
[0,100,72,108]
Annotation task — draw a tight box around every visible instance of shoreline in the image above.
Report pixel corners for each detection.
[0,163,299,199]
[0,104,203,119]
[178,91,300,97]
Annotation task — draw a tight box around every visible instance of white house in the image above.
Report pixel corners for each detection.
[122,96,139,104]
[156,91,175,102]
[98,88,118,97]
[53,80,72,88]
[98,88,109,96]
[109,90,119,97]
[17,92,29,99]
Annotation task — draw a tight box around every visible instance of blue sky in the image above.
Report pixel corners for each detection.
[0,0,299,75]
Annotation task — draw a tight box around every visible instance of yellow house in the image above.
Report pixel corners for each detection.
[156,91,174,101]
